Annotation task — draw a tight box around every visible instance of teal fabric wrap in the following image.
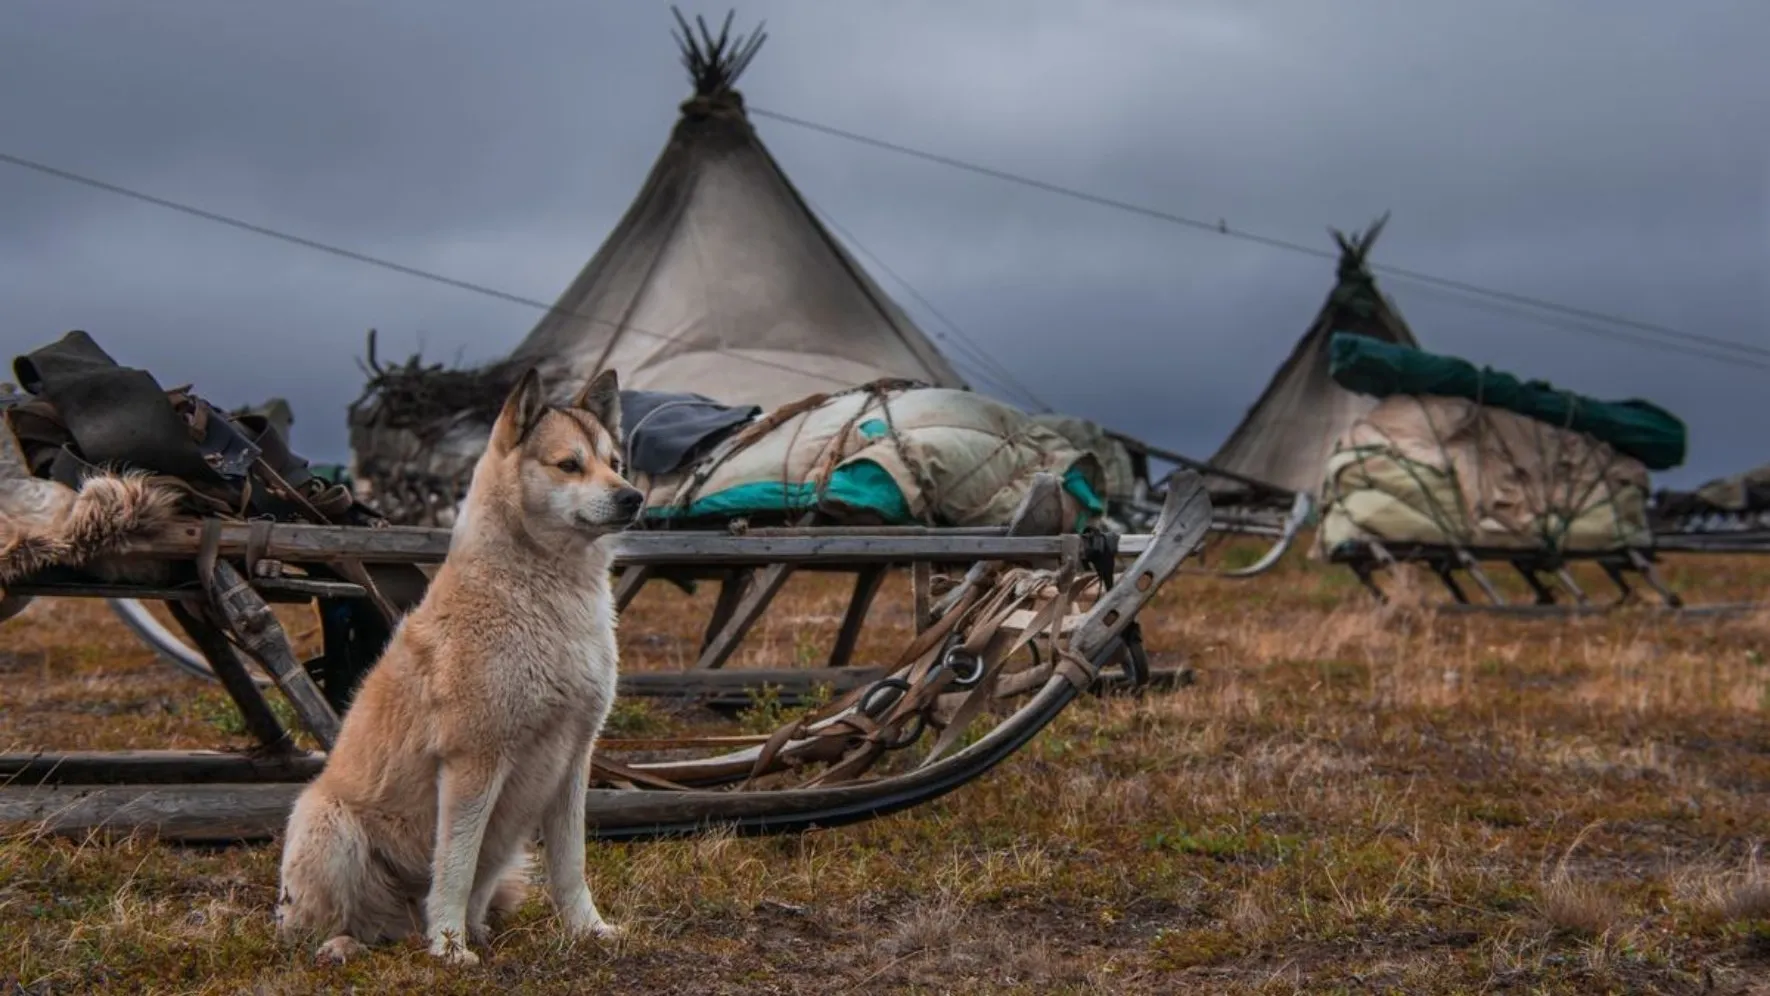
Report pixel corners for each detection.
[1327,333,1687,470]
[643,459,1106,530]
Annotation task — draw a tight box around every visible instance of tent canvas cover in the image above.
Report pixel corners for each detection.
[1207,216,1420,496]
[503,11,966,414]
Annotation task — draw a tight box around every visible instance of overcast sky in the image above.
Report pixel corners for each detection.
[1,1,1764,487]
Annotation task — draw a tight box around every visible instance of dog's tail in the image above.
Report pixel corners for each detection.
[276,787,414,945]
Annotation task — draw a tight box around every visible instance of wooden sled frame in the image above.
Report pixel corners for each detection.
[106,512,1198,712]
[1,471,1213,844]
[105,458,1287,709]
[1650,528,1770,556]
[1107,430,1312,580]
[1326,537,1760,618]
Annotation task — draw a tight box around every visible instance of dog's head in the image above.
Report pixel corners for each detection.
[477,366,643,540]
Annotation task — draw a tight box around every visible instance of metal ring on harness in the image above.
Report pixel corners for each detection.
[941,645,986,690]
[859,676,912,718]
[855,676,928,750]
[880,713,927,751]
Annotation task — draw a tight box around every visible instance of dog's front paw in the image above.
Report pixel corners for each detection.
[314,935,366,965]
[569,918,625,943]
[428,932,481,965]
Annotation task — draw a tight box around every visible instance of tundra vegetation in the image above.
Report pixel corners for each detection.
[3,545,1768,994]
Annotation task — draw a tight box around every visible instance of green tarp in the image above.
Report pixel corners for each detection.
[1327,333,1687,470]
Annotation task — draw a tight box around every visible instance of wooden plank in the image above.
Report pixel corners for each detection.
[1348,561,1389,603]
[1510,561,1559,606]
[0,783,300,843]
[910,561,934,634]
[4,580,311,604]
[827,566,886,668]
[1600,560,1637,601]
[1457,554,1507,605]
[206,560,342,750]
[1554,567,1590,604]
[694,563,796,670]
[613,564,655,613]
[1628,549,1685,608]
[1651,530,1770,554]
[0,750,324,786]
[131,522,453,562]
[166,602,293,753]
[698,569,754,653]
[1431,562,1471,604]
[125,520,1103,567]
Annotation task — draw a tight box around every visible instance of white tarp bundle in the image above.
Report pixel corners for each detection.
[1317,394,1652,554]
[637,384,1105,530]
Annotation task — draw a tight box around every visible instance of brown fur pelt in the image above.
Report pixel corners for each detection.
[0,469,182,589]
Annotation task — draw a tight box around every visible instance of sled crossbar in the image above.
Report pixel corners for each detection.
[117,521,1143,567]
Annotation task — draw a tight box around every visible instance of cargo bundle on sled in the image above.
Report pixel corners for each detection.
[1311,334,1753,615]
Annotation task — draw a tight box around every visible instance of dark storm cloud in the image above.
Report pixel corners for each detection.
[1,0,1764,485]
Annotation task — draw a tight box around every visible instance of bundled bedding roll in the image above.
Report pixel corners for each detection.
[1317,394,1653,554]
[636,381,1107,531]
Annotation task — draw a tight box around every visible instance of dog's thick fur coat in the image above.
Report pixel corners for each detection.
[275,368,643,965]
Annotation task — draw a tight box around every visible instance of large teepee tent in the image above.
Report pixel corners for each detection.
[505,11,967,411]
[1207,216,1420,495]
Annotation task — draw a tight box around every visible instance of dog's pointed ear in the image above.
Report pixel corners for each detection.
[572,368,621,441]
[491,367,547,453]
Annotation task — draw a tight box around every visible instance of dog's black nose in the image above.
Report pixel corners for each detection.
[613,487,644,519]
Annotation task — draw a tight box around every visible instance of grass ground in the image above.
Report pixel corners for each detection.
[3,541,1769,994]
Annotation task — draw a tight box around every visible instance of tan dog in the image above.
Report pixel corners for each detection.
[274,367,642,965]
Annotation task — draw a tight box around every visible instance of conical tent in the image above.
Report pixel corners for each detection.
[1207,215,1420,495]
[505,11,967,411]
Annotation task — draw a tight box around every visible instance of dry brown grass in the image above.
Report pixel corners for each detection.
[4,541,1770,993]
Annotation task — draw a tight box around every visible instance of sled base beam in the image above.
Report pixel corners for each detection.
[1328,540,1702,614]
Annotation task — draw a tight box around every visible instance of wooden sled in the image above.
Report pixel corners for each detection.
[105,436,1285,707]
[1108,431,1311,580]
[1648,476,1770,552]
[1324,537,1761,618]
[0,470,1212,844]
[106,490,1200,710]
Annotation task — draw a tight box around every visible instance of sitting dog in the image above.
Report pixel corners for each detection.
[274,367,643,965]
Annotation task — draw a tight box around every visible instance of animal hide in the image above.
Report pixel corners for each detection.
[0,470,182,618]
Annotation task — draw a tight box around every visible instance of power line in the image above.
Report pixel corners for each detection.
[805,196,1057,413]
[0,149,862,392]
[0,148,1116,502]
[748,106,1770,364]
[1394,284,1770,372]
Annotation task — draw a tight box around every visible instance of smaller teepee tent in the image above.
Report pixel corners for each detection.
[1208,215,1420,495]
